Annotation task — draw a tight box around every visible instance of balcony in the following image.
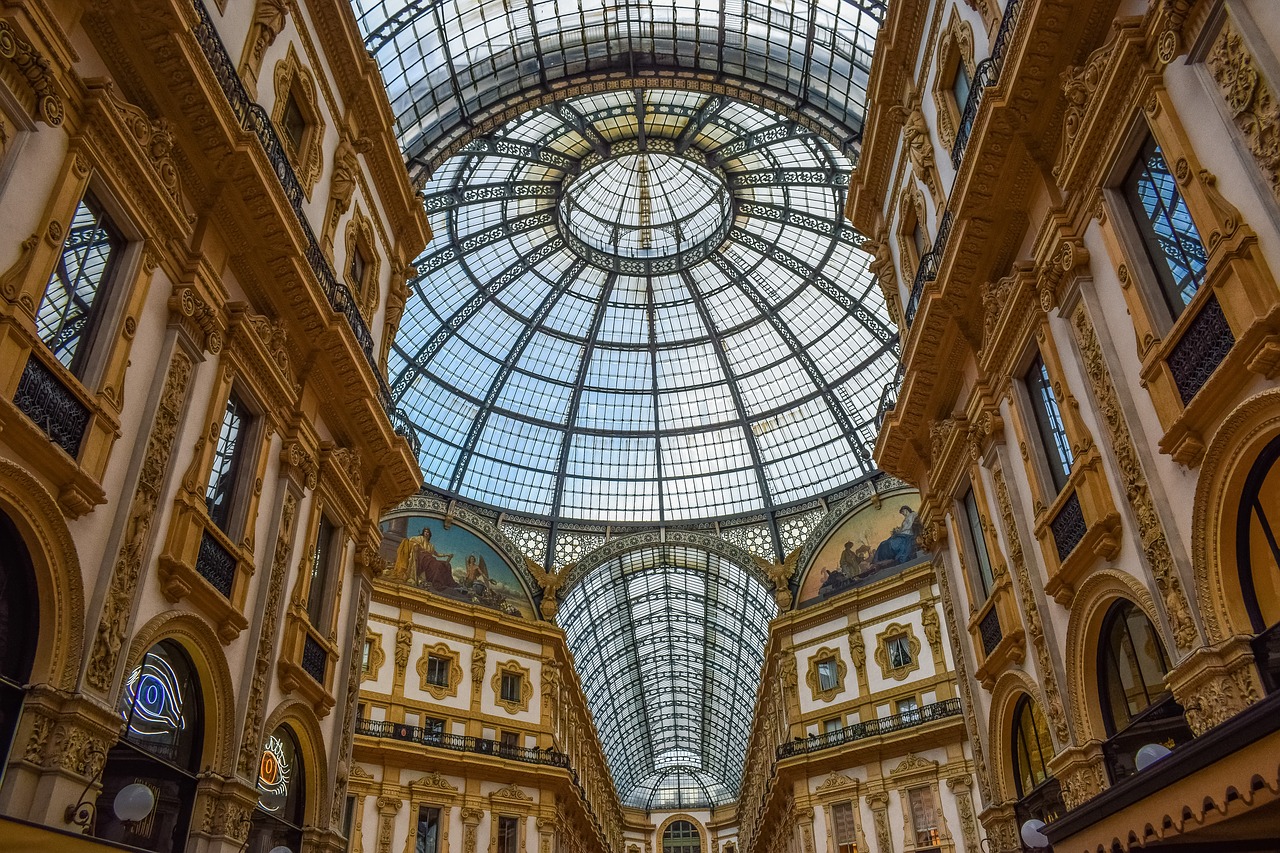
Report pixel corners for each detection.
[776,698,962,759]
[187,0,419,453]
[355,717,571,769]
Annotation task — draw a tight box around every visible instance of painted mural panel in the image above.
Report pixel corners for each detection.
[797,491,927,606]
[380,515,535,618]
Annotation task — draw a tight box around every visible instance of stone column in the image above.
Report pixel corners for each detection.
[375,795,401,853]
[946,774,980,853]
[867,792,893,853]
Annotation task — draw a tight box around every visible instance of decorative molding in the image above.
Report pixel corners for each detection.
[874,622,922,681]
[361,630,386,683]
[492,658,533,714]
[805,646,848,703]
[1070,303,1198,652]
[415,641,462,700]
[271,44,324,197]
[0,20,63,125]
[86,349,194,692]
[238,490,298,777]
[1207,16,1280,205]
[992,467,1071,747]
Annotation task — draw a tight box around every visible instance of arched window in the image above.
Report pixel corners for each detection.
[97,640,203,852]
[662,819,702,853]
[1098,601,1171,735]
[248,725,306,853]
[1011,695,1053,798]
[1238,433,1280,632]
[0,511,39,779]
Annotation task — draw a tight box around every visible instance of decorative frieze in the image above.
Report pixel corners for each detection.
[86,349,194,692]
[1070,304,1198,652]
[1207,17,1280,205]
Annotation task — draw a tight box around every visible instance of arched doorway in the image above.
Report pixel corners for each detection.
[0,511,39,785]
[1237,432,1280,691]
[247,724,307,852]
[96,639,204,851]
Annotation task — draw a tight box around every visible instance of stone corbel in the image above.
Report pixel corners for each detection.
[1167,634,1265,735]
[168,283,224,355]
[0,19,63,126]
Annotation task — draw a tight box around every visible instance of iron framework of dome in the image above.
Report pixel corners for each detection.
[385,88,899,525]
[351,0,886,179]
[557,543,777,810]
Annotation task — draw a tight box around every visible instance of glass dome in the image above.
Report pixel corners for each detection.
[387,88,898,524]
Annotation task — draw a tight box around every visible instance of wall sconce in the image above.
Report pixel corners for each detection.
[1134,742,1172,771]
[1020,818,1050,849]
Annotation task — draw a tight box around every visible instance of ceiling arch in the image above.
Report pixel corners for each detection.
[350,0,886,177]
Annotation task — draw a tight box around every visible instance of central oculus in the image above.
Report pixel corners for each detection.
[559,152,733,271]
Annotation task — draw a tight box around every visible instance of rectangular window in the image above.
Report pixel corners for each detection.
[500,672,522,703]
[962,488,995,599]
[500,730,520,754]
[415,805,441,853]
[1122,136,1207,316]
[349,244,367,287]
[307,515,337,626]
[342,796,356,850]
[817,658,839,692]
[888,635,913,669]
[823,717,843,734]
[497,816,519,853]
[952,62,972,113]
[425,654,450,687]
[1025,353,1074,493]
[897,696,920,723]
[908,786,942,848]
[282,92,306,154]
[361,639,374,674]
[35,193,124,373]
[831,800,858,853]
[205,393,250,531]
[421,716,444,742]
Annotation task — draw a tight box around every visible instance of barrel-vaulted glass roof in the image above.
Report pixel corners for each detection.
[386,88,898,524]
[558,544,777,809]
[351,0,886,178]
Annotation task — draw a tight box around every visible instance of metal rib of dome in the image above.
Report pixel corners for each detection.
[388,89,898,524]
[350,0,885,177]
[558,544,777,809]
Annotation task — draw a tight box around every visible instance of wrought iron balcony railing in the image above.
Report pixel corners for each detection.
[776,698,962,759]
[189,0,420,455]
[355,717,572,768]
[905,210,953,326]
[950,0,1025,170]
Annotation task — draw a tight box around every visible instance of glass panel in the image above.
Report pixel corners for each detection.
[206,393,249,531]
[962,489,995,599]
[382,88,894,523]
[1099,601,1172,733]
[1123,136,1207,315]
[1025,353,1074,493]
[662,819,702,852]
[818,659,839,691]
[501,672,522,702]
[426,655,449,686]
[558,544,777,808]
[953,63,971,113]
[498,816,519,853]
[1012,695,1054,797]
[908,787,942,847]
[888,636,912,668]
[307,516,336,625]
[831,801,858,850]
[416,806,441,853]
[35,194,123,372]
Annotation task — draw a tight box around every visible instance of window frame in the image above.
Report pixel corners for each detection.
[500,671,523,704]
[497,815,520,853]
[34,187,142,389]
[959,485,996,603]
[1021,350,1075,496]
[305,512,341,629]
[415,804,442,853]
[204,390,256,535]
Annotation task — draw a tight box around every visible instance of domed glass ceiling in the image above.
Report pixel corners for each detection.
[351,0,885,178]
[558,544,777,809]
[387,88,898,524]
